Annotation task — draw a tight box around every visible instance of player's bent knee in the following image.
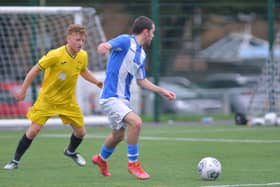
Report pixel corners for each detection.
[73,128,86,138]
[75,131,86,138]
[26,128,40,139]
[132,120,142,129]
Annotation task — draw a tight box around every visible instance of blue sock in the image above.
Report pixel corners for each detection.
[100,144,115,160]
[127,144,139,162]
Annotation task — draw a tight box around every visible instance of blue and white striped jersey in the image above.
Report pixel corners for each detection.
[101,34,146,101]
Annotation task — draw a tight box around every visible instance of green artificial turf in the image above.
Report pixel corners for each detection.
[1,124,280,187]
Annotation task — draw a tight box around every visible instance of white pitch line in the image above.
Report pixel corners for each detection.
[200,182,280,187]
[1,134,280,144]
[0,134,279,144]
[143,127,277,135]
[138,137,280,143]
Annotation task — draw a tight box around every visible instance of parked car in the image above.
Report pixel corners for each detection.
[159,76,199,89]
[141,80,223,115]
[199,73,259,124]
[197,32,280,64]
[0,82,32,117]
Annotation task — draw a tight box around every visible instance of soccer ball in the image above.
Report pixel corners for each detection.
[197,157,222,180]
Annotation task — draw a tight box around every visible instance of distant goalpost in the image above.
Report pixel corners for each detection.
[241,3,280,126]
[0,6,109,127]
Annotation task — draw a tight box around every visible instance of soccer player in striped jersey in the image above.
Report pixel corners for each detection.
[4,24,103,170]
[92,16,176,180]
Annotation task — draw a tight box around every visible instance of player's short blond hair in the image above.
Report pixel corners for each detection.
[67,24,87,36]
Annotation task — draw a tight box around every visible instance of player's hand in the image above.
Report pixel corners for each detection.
[162,89,176,100]
[15,90,26,102]
[96,80,103,89]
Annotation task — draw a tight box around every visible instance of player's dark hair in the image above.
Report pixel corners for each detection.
[131,16,154,35]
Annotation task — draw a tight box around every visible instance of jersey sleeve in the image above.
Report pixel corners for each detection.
[108,34,130,51]
[38,50,58,70]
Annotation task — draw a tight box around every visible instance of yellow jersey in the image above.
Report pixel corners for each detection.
[37,45,88,105]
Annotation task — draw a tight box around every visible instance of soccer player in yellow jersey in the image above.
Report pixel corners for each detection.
[4,24,103,170]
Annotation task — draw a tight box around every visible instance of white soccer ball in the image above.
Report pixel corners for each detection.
[197,157,222,180]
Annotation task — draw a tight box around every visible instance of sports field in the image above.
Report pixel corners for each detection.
[1,123,280,187]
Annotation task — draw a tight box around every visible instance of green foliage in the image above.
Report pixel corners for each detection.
[1,125,280,187]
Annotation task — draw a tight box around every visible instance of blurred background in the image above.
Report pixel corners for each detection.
[0,0,280,124]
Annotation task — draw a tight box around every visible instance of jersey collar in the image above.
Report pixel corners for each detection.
[65,45,77,59]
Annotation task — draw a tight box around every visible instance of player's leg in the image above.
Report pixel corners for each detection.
[63,124,86,166]
[3,123,43,170]
[124,112,150,180]
[60,108,87,167]
[4,104,48,170]
[66,124,86,153]
[92,128,125,176]
[98,128,125,161]
[92,98,128,176]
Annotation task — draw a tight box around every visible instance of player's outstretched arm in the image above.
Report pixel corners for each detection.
[80,68,103,89]
[15,64,41,101]
[97,42,112,55]
[137,78,176,100]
